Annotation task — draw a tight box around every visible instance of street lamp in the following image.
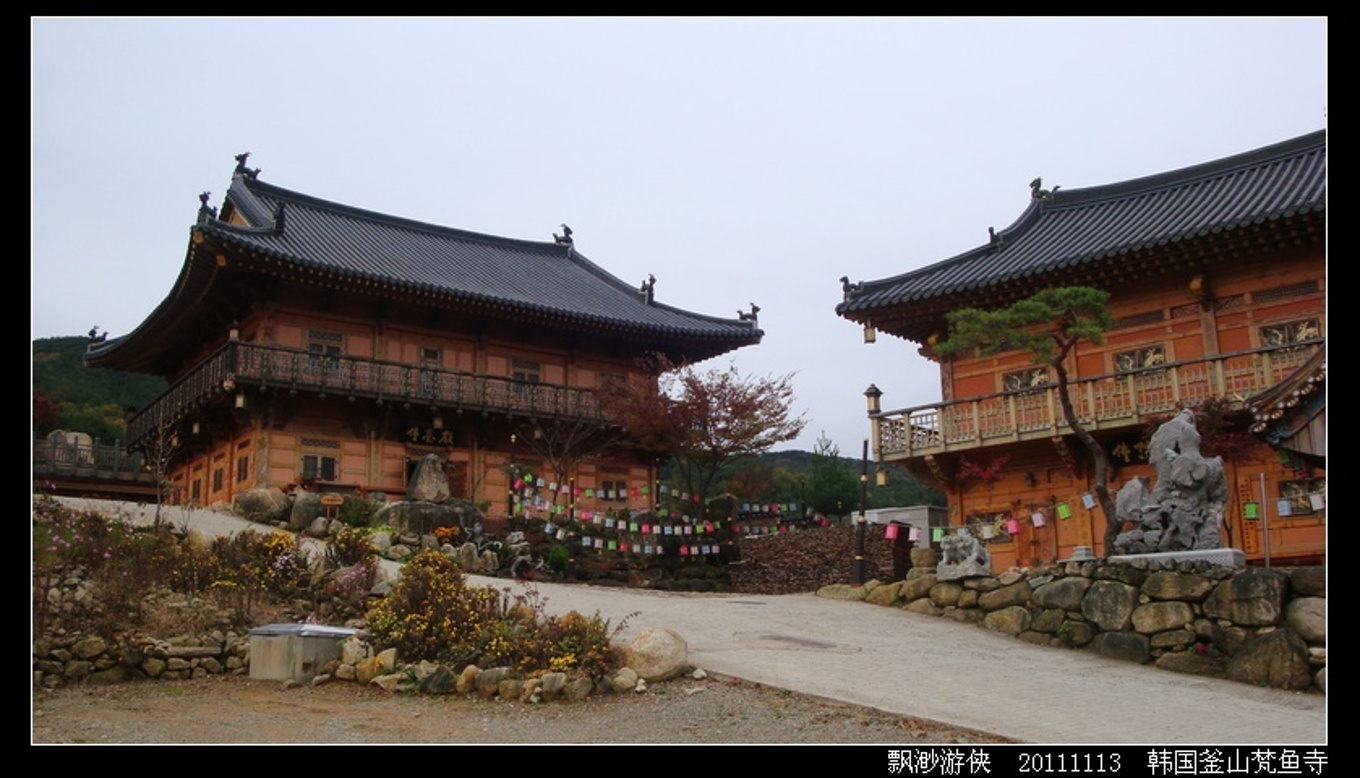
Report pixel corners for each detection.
[856,438,869,585]
[797,475,807,523]
[507,433,518,518]
[864,384,882,415]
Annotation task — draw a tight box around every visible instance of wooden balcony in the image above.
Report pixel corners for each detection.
[33,438,157,498]
[125,341,609,445]
[871,341,1322,461]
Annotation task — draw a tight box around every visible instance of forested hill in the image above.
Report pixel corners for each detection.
[32,336,167,442]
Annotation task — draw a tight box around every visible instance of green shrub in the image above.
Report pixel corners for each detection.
[338,493,379,528]
[547,544,570,573]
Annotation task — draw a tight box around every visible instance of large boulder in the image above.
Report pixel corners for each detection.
[406,454,451,502]
[1030,576,1091,611]
[288,491,323,532]
[232,488,290,522]
[1227,629,1312,690]
[1081,580,1139,632]
[1289,566,1326,597]
[375,498,483,537]
[623,628,690,682]
[1204,569,1289,626]
[1285,597,1326,644]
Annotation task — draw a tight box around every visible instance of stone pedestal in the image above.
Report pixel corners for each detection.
[1108,548,1246,568]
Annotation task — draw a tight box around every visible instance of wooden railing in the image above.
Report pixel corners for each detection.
[872,341,1322,459]
[33,438,146,475]
[126,341,610,445]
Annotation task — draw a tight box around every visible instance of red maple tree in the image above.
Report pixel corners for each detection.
[601,354,806,509]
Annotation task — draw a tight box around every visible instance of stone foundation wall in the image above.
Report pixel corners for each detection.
[831,553,1326,692]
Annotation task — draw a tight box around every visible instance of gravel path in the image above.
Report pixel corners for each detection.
[31,674,1015,745]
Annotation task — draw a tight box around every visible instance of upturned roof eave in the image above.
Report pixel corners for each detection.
[200,222,761,345]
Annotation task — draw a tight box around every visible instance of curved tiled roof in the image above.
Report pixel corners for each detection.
[201,175,761,345]
[837,130,1326,330]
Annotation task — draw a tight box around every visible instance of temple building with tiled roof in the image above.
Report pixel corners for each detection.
[88,155,763,516]
[838,130,1325,568]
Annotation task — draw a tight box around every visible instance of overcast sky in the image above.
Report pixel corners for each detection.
[31,17,1327,454]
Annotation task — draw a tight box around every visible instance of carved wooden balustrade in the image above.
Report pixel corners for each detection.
[871,341,1322,460]
[126,341,610,445]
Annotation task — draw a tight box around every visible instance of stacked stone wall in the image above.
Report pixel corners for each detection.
[833,551,1325,692]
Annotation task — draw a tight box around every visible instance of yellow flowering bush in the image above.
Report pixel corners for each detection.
[365,549,630,678]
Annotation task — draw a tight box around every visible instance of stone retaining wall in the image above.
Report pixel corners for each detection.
[822,553,1326,692]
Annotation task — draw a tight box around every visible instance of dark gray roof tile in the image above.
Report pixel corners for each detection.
[838,129,1326,317]
[205,175,761,344]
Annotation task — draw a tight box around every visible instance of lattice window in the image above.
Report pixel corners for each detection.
[1111,310,1165,329]
[300,455,337,481]
[1002,367,1050,393]
[599,479,629,502]
[1279,478,1325,517]
[965,510,1013,543]
[307,330,343,372]
[1253,281,1320,305]
[1260,318,1322,348]
[1114,345,1167,373]
[1170,303,1201,319]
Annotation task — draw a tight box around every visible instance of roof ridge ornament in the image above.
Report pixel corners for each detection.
[738,303,760,325]
[840,276,863,301]
[553,223,573,246]
[197,191,218,224]
[234,152,261,180]
[640,274,656,304]
[1029,177,1060,201]
[988,226,1003,248]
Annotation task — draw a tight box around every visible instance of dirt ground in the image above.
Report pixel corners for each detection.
[31,672,1014,745]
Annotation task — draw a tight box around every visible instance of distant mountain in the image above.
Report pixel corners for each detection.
[660,446,944,513]
[32,336,167,442]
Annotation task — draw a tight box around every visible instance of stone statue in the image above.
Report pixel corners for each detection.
[1113,409,1227,554]
[936,528,992,581]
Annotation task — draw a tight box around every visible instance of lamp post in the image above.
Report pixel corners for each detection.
[797,475,807,524]
[856,438,869,585]
[507,432,517,519]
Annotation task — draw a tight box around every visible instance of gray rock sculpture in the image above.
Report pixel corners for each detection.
[936,528,992,581]
[1114,409,1227,554]
[406,453,451,503]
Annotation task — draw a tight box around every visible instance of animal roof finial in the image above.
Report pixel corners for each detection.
[554,224,574,245]
[1030,177,1060,201]
[840,276,863,300]
[234,152,260,180]
[197,191,218,223]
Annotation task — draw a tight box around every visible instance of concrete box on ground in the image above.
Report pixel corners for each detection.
[248,623,357,681]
